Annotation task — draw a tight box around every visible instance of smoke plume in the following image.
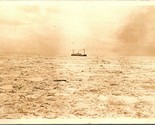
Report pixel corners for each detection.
[116,6,155,56]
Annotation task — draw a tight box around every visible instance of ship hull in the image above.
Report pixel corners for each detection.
[71,54,87,56]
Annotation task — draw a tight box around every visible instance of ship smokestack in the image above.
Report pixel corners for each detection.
[72,49,74,54]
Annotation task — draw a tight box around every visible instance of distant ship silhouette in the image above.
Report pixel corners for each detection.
[71,49,87,56]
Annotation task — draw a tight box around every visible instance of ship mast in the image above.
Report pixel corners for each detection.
[84,49,85,54]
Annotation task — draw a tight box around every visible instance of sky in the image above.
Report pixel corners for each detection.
[0,1,155,56]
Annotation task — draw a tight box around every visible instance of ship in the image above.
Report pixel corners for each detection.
[71,49,87,56]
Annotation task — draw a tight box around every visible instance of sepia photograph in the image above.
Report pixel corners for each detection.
[0,0,155,124]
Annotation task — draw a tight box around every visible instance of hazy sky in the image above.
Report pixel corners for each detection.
[0,1,155,56]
